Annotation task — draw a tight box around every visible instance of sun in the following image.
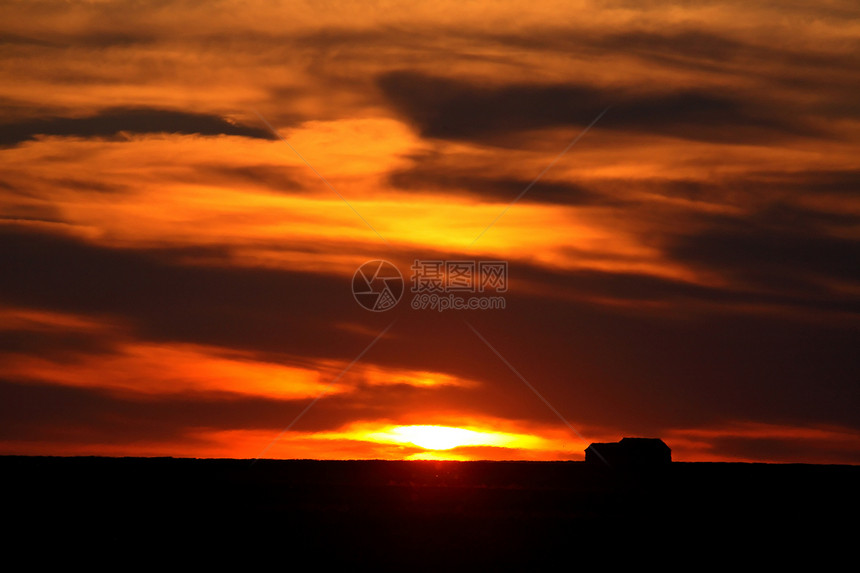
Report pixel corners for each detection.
[389,425,492,450]
[323,422,552,458]
[361,424,544,452]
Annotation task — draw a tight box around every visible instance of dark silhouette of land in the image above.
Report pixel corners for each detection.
[586,437,672,466]
[3,456,857,567]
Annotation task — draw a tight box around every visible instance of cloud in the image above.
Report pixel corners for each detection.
[665,422,860,464]
[377,71,821,144]
[1,223,857,436]
[0,225,373,360]
[0,377,298,446]
[1,0,858,463]
[667,207,860,293]
[189,164,307,194]
[0,107,275,146]
[388,164,620,206]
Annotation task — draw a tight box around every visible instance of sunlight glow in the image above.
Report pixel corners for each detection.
[365,424,543,451]
[406,451,471,461]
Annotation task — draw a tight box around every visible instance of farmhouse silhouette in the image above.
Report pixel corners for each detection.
[586,437,672,467]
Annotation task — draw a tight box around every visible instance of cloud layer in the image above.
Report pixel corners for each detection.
[0,0,858,462]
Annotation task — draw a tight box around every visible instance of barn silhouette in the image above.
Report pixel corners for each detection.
[585,438,671,467]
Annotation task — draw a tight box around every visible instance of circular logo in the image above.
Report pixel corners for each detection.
[352,260,404,312]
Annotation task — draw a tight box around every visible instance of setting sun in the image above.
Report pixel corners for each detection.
[392,426,495,450]
[364,425,544,451]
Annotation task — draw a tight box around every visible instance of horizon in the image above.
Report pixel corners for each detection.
[6,453,858,466]
[1,0,859,465]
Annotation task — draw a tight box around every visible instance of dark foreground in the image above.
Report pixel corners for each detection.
[4,457,858,567]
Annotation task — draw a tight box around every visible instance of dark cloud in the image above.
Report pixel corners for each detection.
[703,434,860,465]
[388,166,618,206]
[468,284,860,433]
[528,264,860,314]
[48,178,128,194]
[589,0,860,22]
[634,173,860,213]
[593,30,860,84]
[389,163,860,214]
[598,30,750,64]
[0,32,58,47]
[0,378,297,444]
[748,169,860,197]
[668,209,860,292]
[0,226,365,359]
[0,107,275,147]
[189,164,308,194]
[480,25,859,122]
[0,329,115,363]
[0,202,65,223]
[377,71,821,144]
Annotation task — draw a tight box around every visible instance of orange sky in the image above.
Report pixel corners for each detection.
[1,0,859,464]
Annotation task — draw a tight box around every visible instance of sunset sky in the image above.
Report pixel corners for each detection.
[1,0,858,463]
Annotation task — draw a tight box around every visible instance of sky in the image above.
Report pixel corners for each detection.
[1,0,858,463]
